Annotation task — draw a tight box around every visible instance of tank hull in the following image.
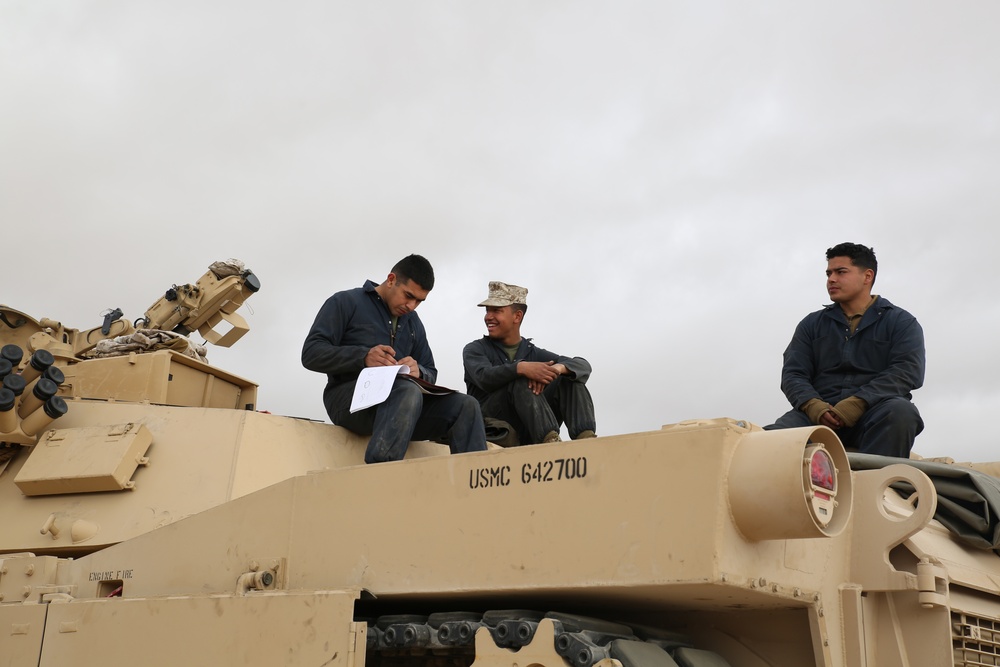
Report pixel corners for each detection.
[3,416,981,666]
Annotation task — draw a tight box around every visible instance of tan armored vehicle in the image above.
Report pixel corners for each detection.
[2,260,1000,666]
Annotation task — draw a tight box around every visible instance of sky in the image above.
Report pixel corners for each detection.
[2,1,998,462]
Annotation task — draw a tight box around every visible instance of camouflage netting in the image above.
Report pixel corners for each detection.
[0,444,19,466]
[87,329,208,362]
[208,259,245,279]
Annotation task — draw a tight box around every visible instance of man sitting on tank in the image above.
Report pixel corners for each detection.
[302,254,487,463]
[462,281,596,446]
[765,242,925,457]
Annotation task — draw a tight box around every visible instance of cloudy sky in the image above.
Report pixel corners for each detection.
[2,2,998,461]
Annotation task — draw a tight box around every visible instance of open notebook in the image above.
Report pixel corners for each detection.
[350,365,455,413]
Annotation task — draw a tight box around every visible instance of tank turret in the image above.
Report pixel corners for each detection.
[2,260,1000,667]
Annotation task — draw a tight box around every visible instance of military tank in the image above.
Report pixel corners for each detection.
[2,260,1000,667]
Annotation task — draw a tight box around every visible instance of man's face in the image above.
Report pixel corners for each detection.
[826,256,872,304]
[383,275,429,316]
[484,305,520,341]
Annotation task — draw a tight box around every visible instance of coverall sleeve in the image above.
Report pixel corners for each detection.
[407,318,438,384]
[301,294,369,376]
[463,340,519,393]
[779,317,823,410]
[854,314,925,407]
[533,346,592,383]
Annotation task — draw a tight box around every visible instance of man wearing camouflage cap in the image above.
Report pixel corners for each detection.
[463,281,596,445]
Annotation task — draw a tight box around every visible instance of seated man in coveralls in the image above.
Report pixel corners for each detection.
[463,281,596,446]
[765,242,924,457]
[302,254,487,463]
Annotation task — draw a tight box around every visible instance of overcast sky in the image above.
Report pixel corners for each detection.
[2,1,998,462]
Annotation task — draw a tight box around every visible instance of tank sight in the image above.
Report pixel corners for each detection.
[139,259,260,348]
[728,425,853,541]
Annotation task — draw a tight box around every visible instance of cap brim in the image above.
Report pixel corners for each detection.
[478,298,512,307]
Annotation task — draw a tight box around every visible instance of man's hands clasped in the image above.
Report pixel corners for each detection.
[518,360,568,395]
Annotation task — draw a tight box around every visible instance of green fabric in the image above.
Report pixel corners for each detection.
[483,417,520,448]
[849,453,1000,550]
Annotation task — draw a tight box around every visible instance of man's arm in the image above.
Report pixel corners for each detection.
[463,340,520,393]
[519,346,592,395]
[779,316,824,412]
[399,316,437,384]
[301,294,369,376]
[782,328,842,428]
[535,348,592,383]
[854,313,925,407]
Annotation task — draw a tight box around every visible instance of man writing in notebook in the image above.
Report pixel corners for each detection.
[302,254,487,463]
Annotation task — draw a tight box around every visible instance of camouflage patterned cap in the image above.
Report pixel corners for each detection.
[477,281,528,307]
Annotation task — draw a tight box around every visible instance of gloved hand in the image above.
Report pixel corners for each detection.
[803,399,835,425]
[829,396,867,428]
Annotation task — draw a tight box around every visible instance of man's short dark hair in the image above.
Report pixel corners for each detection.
[827,242,877,284]
[392,254,435,291]
[511,303,527,317]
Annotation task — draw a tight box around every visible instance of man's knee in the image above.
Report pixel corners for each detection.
[363,383,425,464]
[387,380,424,415]
[560,378,592,402]
[855,398,922,457]
[860,398,923,441]
[510,377,540,399]
[509,378,549,412]
[447,394,488,453]
[871,397,922,428]
[453,393,483,423]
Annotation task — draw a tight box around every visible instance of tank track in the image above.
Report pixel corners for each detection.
[362,610,731,667]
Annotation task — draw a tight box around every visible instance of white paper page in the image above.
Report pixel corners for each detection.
[349,365,410,413]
